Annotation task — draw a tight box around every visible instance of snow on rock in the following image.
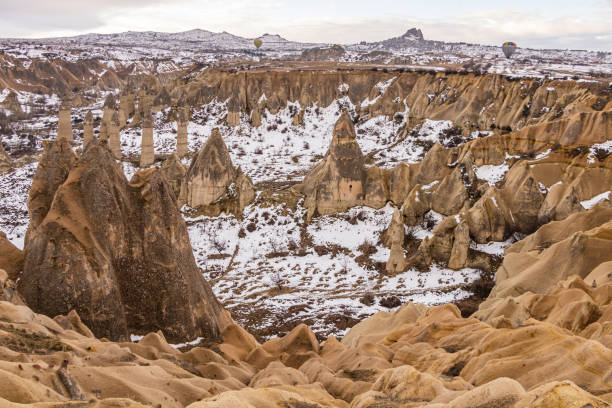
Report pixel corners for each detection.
[0,162,37,249]
[474,163,510,186]
[581,191,611,210]
[587,140,612,164]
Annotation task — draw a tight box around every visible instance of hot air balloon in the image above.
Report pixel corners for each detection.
[502,42,517,59]
[254,38,263,49]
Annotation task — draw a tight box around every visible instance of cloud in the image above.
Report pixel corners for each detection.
[272,10,612,51]
[0,0,189,36]
[0,1,609,51]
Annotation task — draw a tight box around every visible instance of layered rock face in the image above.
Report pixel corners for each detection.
[179,129,255,216]
[180,68,608,134]
[19,140,230,342]
[296,112,387,220]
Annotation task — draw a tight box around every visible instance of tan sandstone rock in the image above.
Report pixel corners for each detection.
[19,140,231,342]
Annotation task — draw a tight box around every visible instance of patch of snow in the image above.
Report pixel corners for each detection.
[580,191,611,210]
[474,163,510,186]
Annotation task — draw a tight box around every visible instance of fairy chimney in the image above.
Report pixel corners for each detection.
[140,110,155,168]
[177,107,189,158]
[386,209,407,275]
[99,120,108,143]
[57,99,73,142]
[120,89,135,118]
[102,94,116,126]
[108,110,121,158]
[83,111,94,146]
[179,128,255,215]
[226,98,240,127]
[296,111,367,221]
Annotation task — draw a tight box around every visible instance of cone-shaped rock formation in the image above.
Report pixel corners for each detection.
[19,140,231,342]
[296,111,387,221]
[161,153,186,199]
[179,128,255,216]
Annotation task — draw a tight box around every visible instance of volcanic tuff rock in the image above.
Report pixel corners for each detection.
[176,106,189,157]
[301,44,346,61]
[108,110,121,158]
[19,140,231,342]
[385,209,407,275]
[179,128,255,216]
[57,99,73,142]
[296,111,387,221]
[160,153,187,199]
[0,90,23,114]
[82,111,94,145]
[140,109,154,167]
[0,231,23,280]
[0,139,12,173]
[26,137,77,232]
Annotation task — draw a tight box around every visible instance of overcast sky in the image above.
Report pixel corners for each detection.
[0,0,610,51]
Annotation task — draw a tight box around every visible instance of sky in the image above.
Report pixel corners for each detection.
[0,0,610,51]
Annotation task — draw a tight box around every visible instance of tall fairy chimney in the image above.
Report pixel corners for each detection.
[57,99,73,142]
[108,110,121,158]
[83,111,94,146]
[140,110,155,168]
[177,107,188,158]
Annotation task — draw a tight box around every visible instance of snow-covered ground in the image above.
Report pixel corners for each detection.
[186,200,480,338]
[0,94,492,338]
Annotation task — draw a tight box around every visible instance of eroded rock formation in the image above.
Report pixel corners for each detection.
[296,112,387,220]
[82,111,94,145]
[0,273,610,406]
[140,110,154,167]
[57,99,73,142]
[19,140,231,342]
[108,110,121,158]
[176,106,189,157]
[0,139,12,173]
[179,128,255,216]
[0,231,23,280]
